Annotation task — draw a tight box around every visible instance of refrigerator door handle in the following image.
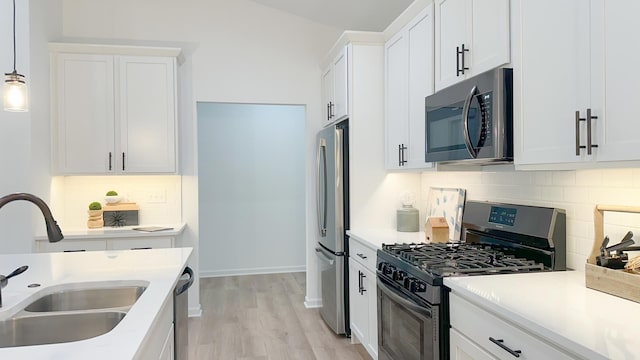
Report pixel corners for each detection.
[315,247,335,265]
[335,128,342,189]
[316,138,327,237]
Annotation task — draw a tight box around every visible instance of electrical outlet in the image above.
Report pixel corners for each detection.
[147,190,166,204]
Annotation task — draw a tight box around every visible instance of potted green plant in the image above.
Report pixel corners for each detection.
[87,201,104,228]
[104,190,122,204]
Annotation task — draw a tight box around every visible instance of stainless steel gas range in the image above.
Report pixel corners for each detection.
[376,201,566,360]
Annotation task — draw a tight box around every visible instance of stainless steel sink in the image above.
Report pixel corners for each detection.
[0,311,126,348]
[24,286,146,312]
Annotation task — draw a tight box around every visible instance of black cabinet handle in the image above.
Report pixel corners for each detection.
[131,247,152,250]
[400,144,407,165]
[122,152,125,171]
[358,270,363,294]
[327,103,330,121]
[398,144,402,167]
[457,44,469,76]
[489,337,522,358]
[456,46,461,76]
[357,253,367,259]
[360,272,366,293]
[63,249,86,252]
[586,108,598,155]
[329,102,334,118]
[108,152,112,171]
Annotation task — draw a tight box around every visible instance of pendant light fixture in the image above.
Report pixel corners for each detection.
[3,0,28,112]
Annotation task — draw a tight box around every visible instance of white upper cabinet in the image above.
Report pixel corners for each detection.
[54,54,116,174]
[322,46,348,122]
[435,0,510,91]
[590,0,640,162]
[118,56,176,173]
[514,0,640,167]
[385,6,435,170]
[51,44,179,175]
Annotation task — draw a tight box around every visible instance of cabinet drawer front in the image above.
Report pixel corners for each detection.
[450,293,576,360]
[37,239,106,253]
[349,238,377,271]
[107,237,173,250]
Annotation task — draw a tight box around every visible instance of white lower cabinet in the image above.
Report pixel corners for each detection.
[450,328,496,360]
[449,293,576,360]
[36,236,174,253]
[349,237,378,359]
[136,293,174,359]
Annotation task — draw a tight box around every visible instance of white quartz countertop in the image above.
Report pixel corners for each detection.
[0,247,192,359]
[347,228,426,249]
[34,223,186,241]
[444,270,640,360]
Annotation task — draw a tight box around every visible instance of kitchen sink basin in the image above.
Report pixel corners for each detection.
[24,286,146,312]
[0,311,126,348]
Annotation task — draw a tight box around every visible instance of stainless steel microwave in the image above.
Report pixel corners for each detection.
[425,68,513,164]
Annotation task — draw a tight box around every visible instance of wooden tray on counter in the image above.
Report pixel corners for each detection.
[586,205,640,303]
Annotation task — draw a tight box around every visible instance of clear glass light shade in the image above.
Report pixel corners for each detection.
[3,72,28,112]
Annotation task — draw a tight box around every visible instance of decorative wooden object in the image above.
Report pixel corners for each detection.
[585,204,640,303]
[425,217,449,243]
[87,209,103,228]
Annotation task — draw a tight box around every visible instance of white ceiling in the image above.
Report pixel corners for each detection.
[249,0,414,32]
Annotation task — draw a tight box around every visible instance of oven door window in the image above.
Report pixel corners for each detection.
[377,278,437,360]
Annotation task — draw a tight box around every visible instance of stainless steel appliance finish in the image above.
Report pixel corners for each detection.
[376,201,566,360]
[425,68,513,165]
[174,266,194,360]
[315,120,350,335]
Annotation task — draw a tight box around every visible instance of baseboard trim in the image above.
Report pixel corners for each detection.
[200,265,306,278]
[304,297,322,308]
[188,305,202,317]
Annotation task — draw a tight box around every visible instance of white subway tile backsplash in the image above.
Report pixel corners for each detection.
[421,167,640,271]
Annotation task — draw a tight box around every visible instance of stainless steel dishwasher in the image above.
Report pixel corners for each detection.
[174,266,193,360]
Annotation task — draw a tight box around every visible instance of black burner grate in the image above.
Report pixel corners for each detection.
[381,242,546,277]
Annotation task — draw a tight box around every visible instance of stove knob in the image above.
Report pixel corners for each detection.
[411,280,426,293]
[403,277,414,290]
[377,262,385,271]
[383,265,395,276]
[393,270,406,281]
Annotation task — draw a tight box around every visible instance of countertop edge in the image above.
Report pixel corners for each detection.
[34,223,186,241]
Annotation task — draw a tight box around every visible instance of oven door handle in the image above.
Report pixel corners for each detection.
[377,276,432,318]
[462,85,479,159]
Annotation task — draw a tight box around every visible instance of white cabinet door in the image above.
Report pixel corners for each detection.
[349,258,369,346]
[435,0,510,91]
[385,32,409,170]
[591,0,640,162]
[333,48,349,121]
[119,56,177,173]
[450,328,497,360]
[158,325,175,360]
[470,0,510,77]
[435,0,470,90]
[322,66,333,122]
[407,8,435,169]
[364,266,378,358]
[54,54,115,174]
[385,7,435,170]
[514,0,591,166]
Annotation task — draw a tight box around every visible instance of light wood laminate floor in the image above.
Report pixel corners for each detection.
[188,272,371,360]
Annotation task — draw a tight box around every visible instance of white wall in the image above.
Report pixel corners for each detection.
[0,0,32,254]
[422,167,640,271]
[197,103,306,276]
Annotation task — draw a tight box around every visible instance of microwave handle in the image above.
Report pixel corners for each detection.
[462,85,479,158]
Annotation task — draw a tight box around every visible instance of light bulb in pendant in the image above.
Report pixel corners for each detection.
[3,72,28,112]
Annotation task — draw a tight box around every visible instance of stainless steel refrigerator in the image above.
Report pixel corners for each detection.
[315,119,350,335]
